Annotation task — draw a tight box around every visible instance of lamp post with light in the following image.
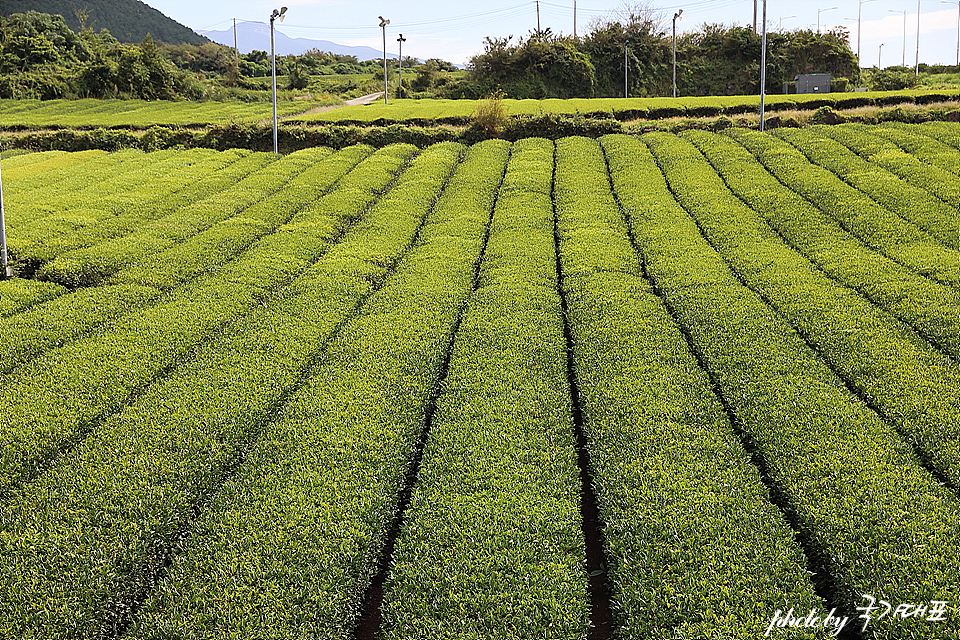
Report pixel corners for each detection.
[379,16,390,104]
[624,39,629,98]
[270,6,287,154]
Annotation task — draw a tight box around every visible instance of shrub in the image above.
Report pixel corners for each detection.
[470,88,509,139]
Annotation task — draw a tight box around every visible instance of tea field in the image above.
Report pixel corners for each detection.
[0,122,957,640]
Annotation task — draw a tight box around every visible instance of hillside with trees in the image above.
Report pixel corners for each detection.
[0,0,207,44]
[0,11,202,99]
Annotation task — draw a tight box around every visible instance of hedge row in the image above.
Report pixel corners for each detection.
[32,151,286,286]
[0,97,330,130]
[0,147,374,377]
[0,144,418,496]
[0,277,65,317]
[683,129,960,360]
[553,136,824,638]
[295,91,960,126]
[9,149,239,266]
[604,132,960,640]
[0,149,98,182]
[646,131,960,488]
[773,127,959,249]
[4,149,145,231]
[125,142,496,638]
[818,124,960,213]
[865,122,960,175]
[917,121,960,149]
[0,141,464,638]
[380,138,590,638]
[724,128,960,288]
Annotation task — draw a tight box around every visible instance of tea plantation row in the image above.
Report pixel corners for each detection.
[0,123,957,639]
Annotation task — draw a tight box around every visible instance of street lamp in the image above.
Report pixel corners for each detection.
[818,6,838,34]
[379,16,390,104]
[780,15,796,31]
[891,9,907,67]
[397,34,407,97]
[270,6,287,155]
[673,9,682,98]
[760,0,768,131]
[879,42,885,68]
[857,0,880,60]
[945,1,960,66]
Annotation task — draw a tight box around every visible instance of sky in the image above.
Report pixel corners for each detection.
[142,0,960,68]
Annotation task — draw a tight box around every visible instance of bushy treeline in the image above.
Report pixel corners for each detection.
[462,9,859,99]
[0,11,201,100]
[0,0,208,45]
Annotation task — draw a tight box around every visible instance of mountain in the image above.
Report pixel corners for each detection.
[202,21,397,60]
[0,0,208,44]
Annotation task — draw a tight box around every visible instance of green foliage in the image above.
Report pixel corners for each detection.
[469,88,509,139]
[556,136,823,637]
[467,33,596,99]
[0,129,958,635]
[866,66,921,91]
[381,138,590,638]
[0,12,202,99]
[607,132,960,639]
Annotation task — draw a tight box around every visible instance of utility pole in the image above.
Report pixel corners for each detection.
[270,7,287,154]
[535,0,541,33]
[574,0,577,38]
[397,34,407,97]
[754,0,758,34]
[233,18,239,69]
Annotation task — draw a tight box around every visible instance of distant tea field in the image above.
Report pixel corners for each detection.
[0,123,957,639]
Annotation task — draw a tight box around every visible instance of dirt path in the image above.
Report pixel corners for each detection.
[287,92,385,119]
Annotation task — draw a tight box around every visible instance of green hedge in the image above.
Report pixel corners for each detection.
[684,128,960,360]
[554,136,824,638]
[125,142,480,637]
[819,124,960,214]
[0,144,418,496]
[0,277,65,317]
[774,126,958,248]
[604,132,960,640]
[647,130,960,489]
[33,151,282,286]
[725,128,960,288]
[381,138,590,638]
[8,149,228,265]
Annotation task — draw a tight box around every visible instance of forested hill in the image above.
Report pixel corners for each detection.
[0,0,207,44]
